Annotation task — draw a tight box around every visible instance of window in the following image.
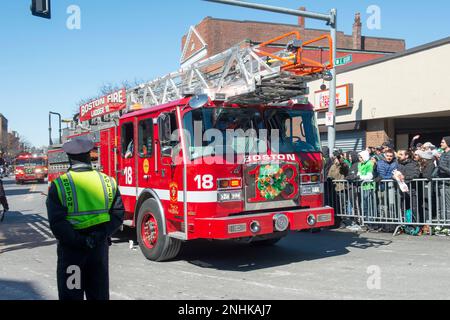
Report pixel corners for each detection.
[183,107,265,159]
[138,119,154,158]
[121,122,134,158]
[265,109,321,153]
[159,112,178,149]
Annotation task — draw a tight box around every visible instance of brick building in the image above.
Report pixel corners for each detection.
[307,37,450,151]
[179,10,419,151]
[181,9,405,69]
[0,114,8,153]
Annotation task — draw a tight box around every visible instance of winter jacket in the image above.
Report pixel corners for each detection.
[328,162,349,192]
[0,179,5,198]
[324,157,333,180]
[345,151,360,181]
[421,160,436,180]
[397,159,420,182]
[376,160,398,180]
[438,151,450,178]
[358,161,375,190]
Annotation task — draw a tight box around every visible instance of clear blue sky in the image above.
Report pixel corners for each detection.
[1,0,449,147]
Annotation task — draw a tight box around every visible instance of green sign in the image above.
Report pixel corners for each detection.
[335,55,353,66]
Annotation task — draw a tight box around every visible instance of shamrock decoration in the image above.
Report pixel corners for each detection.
[256,164,288,200]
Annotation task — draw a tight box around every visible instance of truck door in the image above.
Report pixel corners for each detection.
[119,118,138,214]
[136,116,155,194]
[154,110,185,234]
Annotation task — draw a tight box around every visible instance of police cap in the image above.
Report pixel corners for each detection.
[63,136,95,155]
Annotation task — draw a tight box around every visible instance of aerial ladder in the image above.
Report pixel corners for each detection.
[72,31,333,132]
[127,31,333,107]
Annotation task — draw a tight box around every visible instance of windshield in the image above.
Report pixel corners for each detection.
[183,107,266,159]
[265,108,321,153]
[15,158,46,166]
[182,107,321,159]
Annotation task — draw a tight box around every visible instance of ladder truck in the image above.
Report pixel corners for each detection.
[48,31,335,261]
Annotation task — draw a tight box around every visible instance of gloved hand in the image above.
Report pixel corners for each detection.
[84,232,107,249]
[85,235,96,249]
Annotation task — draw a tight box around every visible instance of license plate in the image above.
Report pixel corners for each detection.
[317,214,332,223]
[228,223,247,234]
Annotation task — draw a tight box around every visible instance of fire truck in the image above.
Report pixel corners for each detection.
[49,31,336,261]
[15,153,48,184]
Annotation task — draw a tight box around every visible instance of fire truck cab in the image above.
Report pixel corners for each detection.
[15,153,48,184]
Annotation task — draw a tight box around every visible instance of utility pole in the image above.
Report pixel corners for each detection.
[328,9,337,154]
[203,0,337,156]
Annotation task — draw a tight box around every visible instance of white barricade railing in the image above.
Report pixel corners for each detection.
[329,178,450,228]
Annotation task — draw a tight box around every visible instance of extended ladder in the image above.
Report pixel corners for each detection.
[128,31,333,107]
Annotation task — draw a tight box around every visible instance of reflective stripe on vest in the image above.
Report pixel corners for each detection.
[54,170,117,230]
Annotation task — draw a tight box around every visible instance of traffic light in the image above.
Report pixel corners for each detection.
[31,0,51,19]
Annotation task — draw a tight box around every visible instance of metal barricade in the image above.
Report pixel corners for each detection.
[329,178,450,229]
[331,180,361,221]
[432,178,450,226]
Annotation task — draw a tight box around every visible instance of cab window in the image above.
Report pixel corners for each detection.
[138,119,154,158]
[121,122,134,158]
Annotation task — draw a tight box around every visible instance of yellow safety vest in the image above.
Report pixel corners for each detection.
[53,170,117,230]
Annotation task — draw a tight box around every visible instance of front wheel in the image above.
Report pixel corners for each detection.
[137,199,182,262]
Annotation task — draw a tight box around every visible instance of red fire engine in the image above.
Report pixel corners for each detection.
[49,31,336,261]
[15,153,48,184]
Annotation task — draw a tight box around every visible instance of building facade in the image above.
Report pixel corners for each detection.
[307,37,450,151]
[0,114,8,153]
[179,11,417,152]
[181,10,405,69]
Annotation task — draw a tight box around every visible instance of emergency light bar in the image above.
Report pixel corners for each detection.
[31,0,51,19]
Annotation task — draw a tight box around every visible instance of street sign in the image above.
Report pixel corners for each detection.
[31,0,51,19]
[335,55,352,67]
[325,112,334,127]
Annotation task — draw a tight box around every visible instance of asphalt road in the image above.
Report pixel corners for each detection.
[1,176,450,300]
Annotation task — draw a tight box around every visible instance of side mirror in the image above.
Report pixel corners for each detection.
[161,146,173,158]
[189,94,209,109]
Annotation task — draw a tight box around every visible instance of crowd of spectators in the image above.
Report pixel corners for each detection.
[324,136,450,234]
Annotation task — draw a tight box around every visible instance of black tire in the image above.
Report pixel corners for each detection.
[136,199,181,262]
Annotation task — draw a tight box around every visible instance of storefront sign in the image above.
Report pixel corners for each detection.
[79,89,127,122]
[314,84,351,112]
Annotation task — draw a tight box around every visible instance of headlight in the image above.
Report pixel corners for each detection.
[35,169,43,173]
[218,191,242,202]
[307,214,317,226]
[300,184,323,195]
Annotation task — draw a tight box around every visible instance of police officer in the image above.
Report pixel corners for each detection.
[46,137,124,300]
[0,177,8,222]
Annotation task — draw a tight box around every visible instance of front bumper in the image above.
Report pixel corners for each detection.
[16,174,45,181]
[192,207,334,240]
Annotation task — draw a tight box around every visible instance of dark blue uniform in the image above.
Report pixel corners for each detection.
[47,162,125,301]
